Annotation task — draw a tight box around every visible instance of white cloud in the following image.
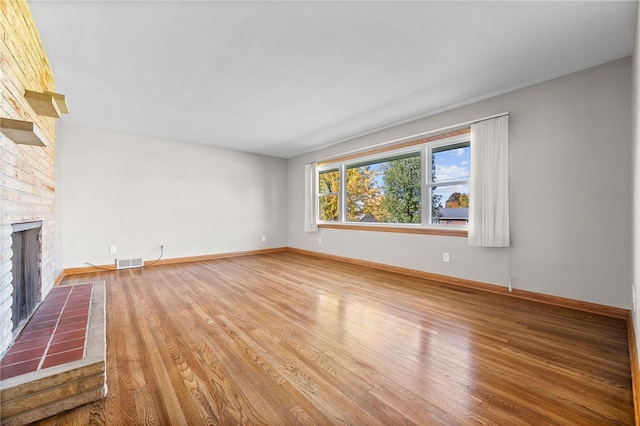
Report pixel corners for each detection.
[435,164,469,181]
[434,184,469,197]
[452,148,465,157]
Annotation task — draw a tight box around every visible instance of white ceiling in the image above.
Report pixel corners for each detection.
[28,1,637,159]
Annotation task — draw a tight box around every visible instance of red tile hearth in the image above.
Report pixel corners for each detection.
[0,283,94,380]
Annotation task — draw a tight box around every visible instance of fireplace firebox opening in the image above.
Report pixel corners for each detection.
[11,221,43,333]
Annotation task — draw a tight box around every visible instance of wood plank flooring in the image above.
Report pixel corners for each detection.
[32,251,633,425]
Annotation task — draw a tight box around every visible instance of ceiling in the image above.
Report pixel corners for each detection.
[28,1,637,159]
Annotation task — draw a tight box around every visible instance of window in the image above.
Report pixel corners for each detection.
[346,153,422,224]
[318,169,340,221]
[429,141,470,225]
[317,131,470,230]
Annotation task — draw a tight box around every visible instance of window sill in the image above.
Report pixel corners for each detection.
[317,223,468,237]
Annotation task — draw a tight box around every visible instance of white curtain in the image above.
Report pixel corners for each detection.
[304,162,318,232]
[468,115,509,247]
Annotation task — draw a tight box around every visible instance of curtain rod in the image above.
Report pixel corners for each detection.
[320,111,509,163]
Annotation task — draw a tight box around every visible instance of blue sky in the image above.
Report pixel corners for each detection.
[433,145,470,207]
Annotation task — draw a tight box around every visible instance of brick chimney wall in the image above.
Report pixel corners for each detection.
[0,0,57,355]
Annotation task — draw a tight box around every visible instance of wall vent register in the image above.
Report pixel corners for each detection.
[116,258,143,270]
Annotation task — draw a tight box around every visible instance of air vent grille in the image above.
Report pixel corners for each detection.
[116,258,144,270]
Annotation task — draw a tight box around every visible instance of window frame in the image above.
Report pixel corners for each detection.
[427,138,471,225]
[317,168,341,222]
[316,132,471,236]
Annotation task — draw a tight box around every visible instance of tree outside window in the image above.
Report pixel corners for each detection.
[318,169,339,221]
[345,154,421,224]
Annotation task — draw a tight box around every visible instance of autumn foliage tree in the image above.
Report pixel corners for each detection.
[318,167,383,221]
[318,170,340,221]
[346,166,383,221]
[445,192,469,208]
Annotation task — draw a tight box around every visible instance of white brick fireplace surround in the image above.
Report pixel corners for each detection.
[1,1,58,355]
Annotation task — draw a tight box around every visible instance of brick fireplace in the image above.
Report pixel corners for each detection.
[0,4,108,424]
[1,1,58,356]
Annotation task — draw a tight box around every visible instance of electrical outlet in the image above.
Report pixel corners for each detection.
[318,237,322,245]
[110,245,117,254]
[634,284,637,312]
[261,235,266,242]
[442,252,450,262]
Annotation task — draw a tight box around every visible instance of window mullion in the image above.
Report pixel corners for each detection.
[427,178,469,188]
[421,148,428,226]
[340,163,347,223]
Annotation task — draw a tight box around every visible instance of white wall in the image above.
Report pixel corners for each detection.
[56,123,288,268]
[631,0,640,366]
[54,124,64,277]
[288,58,633,309]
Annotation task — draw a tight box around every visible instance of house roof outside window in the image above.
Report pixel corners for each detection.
[439,208,469,221]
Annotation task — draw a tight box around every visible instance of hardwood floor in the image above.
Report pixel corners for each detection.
[33,252,633,425]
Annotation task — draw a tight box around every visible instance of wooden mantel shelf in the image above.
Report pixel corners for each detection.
[24,90,69,118]
[45,91,70,114]
[0,117,47,146]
